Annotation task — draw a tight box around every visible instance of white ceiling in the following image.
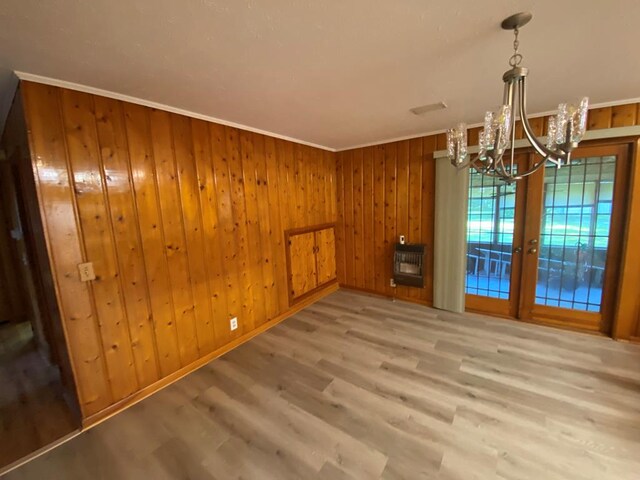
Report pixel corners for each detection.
[1,0,639,151]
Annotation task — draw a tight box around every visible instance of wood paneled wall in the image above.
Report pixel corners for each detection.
[335,102,640,316]
[18,81,336,419]
[335,138,436,305]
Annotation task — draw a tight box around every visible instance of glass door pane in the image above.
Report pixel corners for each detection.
[466,169,517,299]
[535,156,616,312]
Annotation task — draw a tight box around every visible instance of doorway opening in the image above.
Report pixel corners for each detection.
[0,126,80,470]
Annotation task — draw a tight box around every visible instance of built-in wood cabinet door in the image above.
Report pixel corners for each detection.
[315,227,337,285]
[288,231,317,300]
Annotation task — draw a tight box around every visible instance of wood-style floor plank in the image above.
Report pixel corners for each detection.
[4,290,640,479]
[0,322,77,470]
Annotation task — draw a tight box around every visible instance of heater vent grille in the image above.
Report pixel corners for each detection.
[393,243,426,287]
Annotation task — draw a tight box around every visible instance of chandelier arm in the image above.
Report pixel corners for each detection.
[507,158,548,181]
[493,154,510,179]
[451,155,473,170]
[518,78,566,164]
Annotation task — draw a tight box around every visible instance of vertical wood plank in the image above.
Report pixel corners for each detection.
[362,147,375,291]
[248,132,274,324]
[292,144,306,228]
[373,145,386,293]
[122,103,181,377]
[191,118,228,348]
[468,127,482,146]
[342,150,355,286]
[278,140,295,232]
[395,140,410,299]
[59,89,138,402]
[384,143,397,297]
[335,152,346,285]
[352,148,365,288]
[311,147,322,226]
[148,109,199,365]
[171,114,216,355]
[422,136,437,304]
[327,150,337,224]
[588,107,613,130]
[264,136,287,314]
[225,127,255,333]
[210,123,239,344]
[238,131,266,328]
[408,137,423,300]
[611,104,637,128]
[94,96,160,388]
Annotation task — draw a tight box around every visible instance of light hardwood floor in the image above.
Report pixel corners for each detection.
[0,322,77,469]
[3,290,640,479]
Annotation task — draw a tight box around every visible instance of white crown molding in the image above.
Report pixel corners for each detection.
[14,71,337,152]
[336,97,640,152]
[14,71,640,154]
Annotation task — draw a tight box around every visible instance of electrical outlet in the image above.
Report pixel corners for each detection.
[78,262,96,282]
[230,317,238,331]
[390,278,396,287]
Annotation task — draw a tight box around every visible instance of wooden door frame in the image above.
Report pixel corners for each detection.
[464,137,635,338]
[613,137,640,341]
[465,154,528,318]
[518,141,632,335]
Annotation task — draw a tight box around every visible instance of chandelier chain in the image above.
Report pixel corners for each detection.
[509,27,522,67]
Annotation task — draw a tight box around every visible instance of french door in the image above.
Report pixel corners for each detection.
[465,143,630,334]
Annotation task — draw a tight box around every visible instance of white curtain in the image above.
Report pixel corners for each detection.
[433,157,469,313]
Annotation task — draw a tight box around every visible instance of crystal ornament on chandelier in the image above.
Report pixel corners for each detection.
[446,12,589,182]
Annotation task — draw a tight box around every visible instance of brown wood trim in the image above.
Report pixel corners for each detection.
[284,222,336,237]
[528,304,601,330]
[465,294,512,317]
[598,143,631,334]
[465,306,515,321]
[613,138,640,340]
[82,281,339,429]
[519,315,606,336]
[289,278,338,306]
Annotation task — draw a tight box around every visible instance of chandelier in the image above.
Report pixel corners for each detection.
[446,12,589,182]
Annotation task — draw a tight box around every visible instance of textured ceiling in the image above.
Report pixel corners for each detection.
[1,0,639,150]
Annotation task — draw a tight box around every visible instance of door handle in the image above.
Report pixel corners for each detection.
[529,239,538,245]
[528,247,538,254]
[514,247,522,254]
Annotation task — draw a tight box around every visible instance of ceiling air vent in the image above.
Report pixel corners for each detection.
[410,101,447,116]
